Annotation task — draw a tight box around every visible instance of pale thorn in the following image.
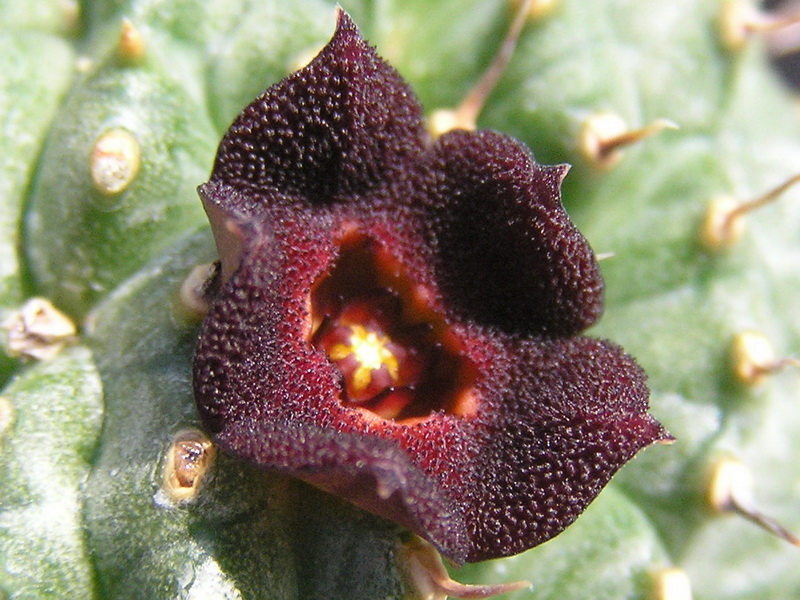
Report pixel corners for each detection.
[579,113,678,170]
[764,0,800,57]
[90,128,141,196]
[512,0,560,21]
[708,457,800,547]
[60,0,80,30]
[651,568,693,600]
[699,195,746,251]
[731,330,800,386]
[2,298,77,361]
[428,0,532,138]
[720,0,800,52]
[399,537,531,600]
[700,173,800,251]
[428,108,477,138]
[118,19,146,62]
[722,172,800,227]
[720,0,760,51]
[179,262,220,320]
[595,251,615,261]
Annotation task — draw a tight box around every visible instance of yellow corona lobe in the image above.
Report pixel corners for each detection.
[330,324,399,393]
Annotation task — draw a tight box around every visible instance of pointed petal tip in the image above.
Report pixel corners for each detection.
[656,429,677,445]
[547,163,571,183]
[641,415,675,447]
[334,5,360,37]
[647,412,675,442]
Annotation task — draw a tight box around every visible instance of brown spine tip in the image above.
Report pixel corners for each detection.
[579,112,678,170]
[700,174,800,252]
[731,330,799,386]
[720,0,800,52]
[708,457,800,547]
[399,537,530,600]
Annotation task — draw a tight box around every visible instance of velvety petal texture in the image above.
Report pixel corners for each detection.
[194,10,669,565]
[209,12,427,205]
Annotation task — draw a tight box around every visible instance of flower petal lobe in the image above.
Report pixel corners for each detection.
[209,10,427,205]
[426,130,604,335]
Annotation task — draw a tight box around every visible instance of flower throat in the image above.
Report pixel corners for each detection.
[309,233,477,423]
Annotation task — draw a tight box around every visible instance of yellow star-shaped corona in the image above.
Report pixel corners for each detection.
[329,324,400,392]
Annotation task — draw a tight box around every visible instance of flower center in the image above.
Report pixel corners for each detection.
[335,325,398,385]
[309,233,477,423]
[329,324,400,395]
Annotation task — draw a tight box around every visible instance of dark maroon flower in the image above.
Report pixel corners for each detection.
[193,10,670,564]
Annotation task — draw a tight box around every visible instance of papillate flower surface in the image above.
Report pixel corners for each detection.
[193,10,670,564]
